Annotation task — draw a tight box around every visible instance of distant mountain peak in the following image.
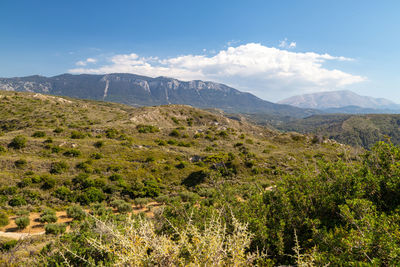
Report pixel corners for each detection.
[278,90,399,110]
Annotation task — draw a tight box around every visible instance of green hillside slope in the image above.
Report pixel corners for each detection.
[279,114,400,148]
[2,92,400,266]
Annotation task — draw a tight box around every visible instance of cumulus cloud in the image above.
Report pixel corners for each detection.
[69,43,366,100]
[76,57,97,66]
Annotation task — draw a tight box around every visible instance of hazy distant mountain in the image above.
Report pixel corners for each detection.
[0,73,319,118]
[278,90,400,110]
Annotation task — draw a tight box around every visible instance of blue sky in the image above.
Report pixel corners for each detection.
[1,0,399,102]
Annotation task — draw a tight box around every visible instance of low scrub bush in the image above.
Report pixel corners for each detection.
[8,135,27,149]
[0,211,9,227]
[66,205,86,221]
[32,131,46,138]
[45,223,66,235]
[39,209,57,223]
[136,124,159,133]
[15,216,30,229]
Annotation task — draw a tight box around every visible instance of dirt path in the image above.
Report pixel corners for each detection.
[0,203,162,240]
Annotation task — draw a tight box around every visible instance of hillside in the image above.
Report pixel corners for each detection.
[2,92,400,266]
[0,73,319,119]
[279,113,400,148]
[278,90,400,111]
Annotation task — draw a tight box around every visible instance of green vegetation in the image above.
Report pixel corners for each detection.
[66,205,86,221]
[278,114,400,149]
[39,209,58,223]
[15,216,30,230]
[8,135,27,149]
[0,212,9,227]
[2,92,400,265]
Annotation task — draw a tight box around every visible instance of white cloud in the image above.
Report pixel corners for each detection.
[75,57,97,66]
[69,43,366,100]
[279,38,296,49]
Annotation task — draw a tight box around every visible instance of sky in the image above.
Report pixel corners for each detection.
[1,0,399,102]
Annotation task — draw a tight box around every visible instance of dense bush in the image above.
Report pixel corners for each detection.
[93,140,104,148]
[45,223,66,235]
[0,240,17,251]
[169,129,180,137]
[50,161,68,174]
[14,159,27,168]
[66,205,86,221]
[15,216,30,229]
[136,124,160,133]
[54,186,73,201]
[41,175,56,189]
[63,149,81,157]
[8,196,27,207]
[70,131,86,139]
[39,209,58,223]
[0,211,9,227]
[8,135,27,149]
[32,131,46,138]
[111,199,132,213]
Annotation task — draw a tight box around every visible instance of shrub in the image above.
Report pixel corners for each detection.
[93,140,104,148]
[155,139,167,146]
[53,127,64,133]
[169,129,180,137]
[54,186,72,201]
[0,240,17,251]
[66,205,86,221]
[78,187,105,205]
[50,161,69,174]
[111,200,132,213]
[136,124,160,133]
[32,131,46,138]
[134,198,149,208]
[45,223,66,235]
[17,177,32,188]
[50,214,259,266]
[8,135,27,149]
[105,128,119,139]
[15,216,30,229]
[41,175,56,189]
[14,159,27,169]
[109,174,123,182]
[63,149,81,157]
[167,139,178,145]
[70,131,86,139]
[90,152,103,159]
[171,117,179,124]
[39,209,57,223]
[8,196,27,207]
[175,161,187,169]
[0,211,9,227]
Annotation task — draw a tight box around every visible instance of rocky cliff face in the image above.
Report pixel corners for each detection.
[0,73,318,118]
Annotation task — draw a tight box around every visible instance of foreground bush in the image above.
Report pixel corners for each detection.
[41,214,263,266]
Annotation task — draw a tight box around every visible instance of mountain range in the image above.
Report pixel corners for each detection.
[0,73,318,119]
[278,90,400,113]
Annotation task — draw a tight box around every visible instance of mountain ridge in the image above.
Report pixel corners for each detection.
[0,73,319,119]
